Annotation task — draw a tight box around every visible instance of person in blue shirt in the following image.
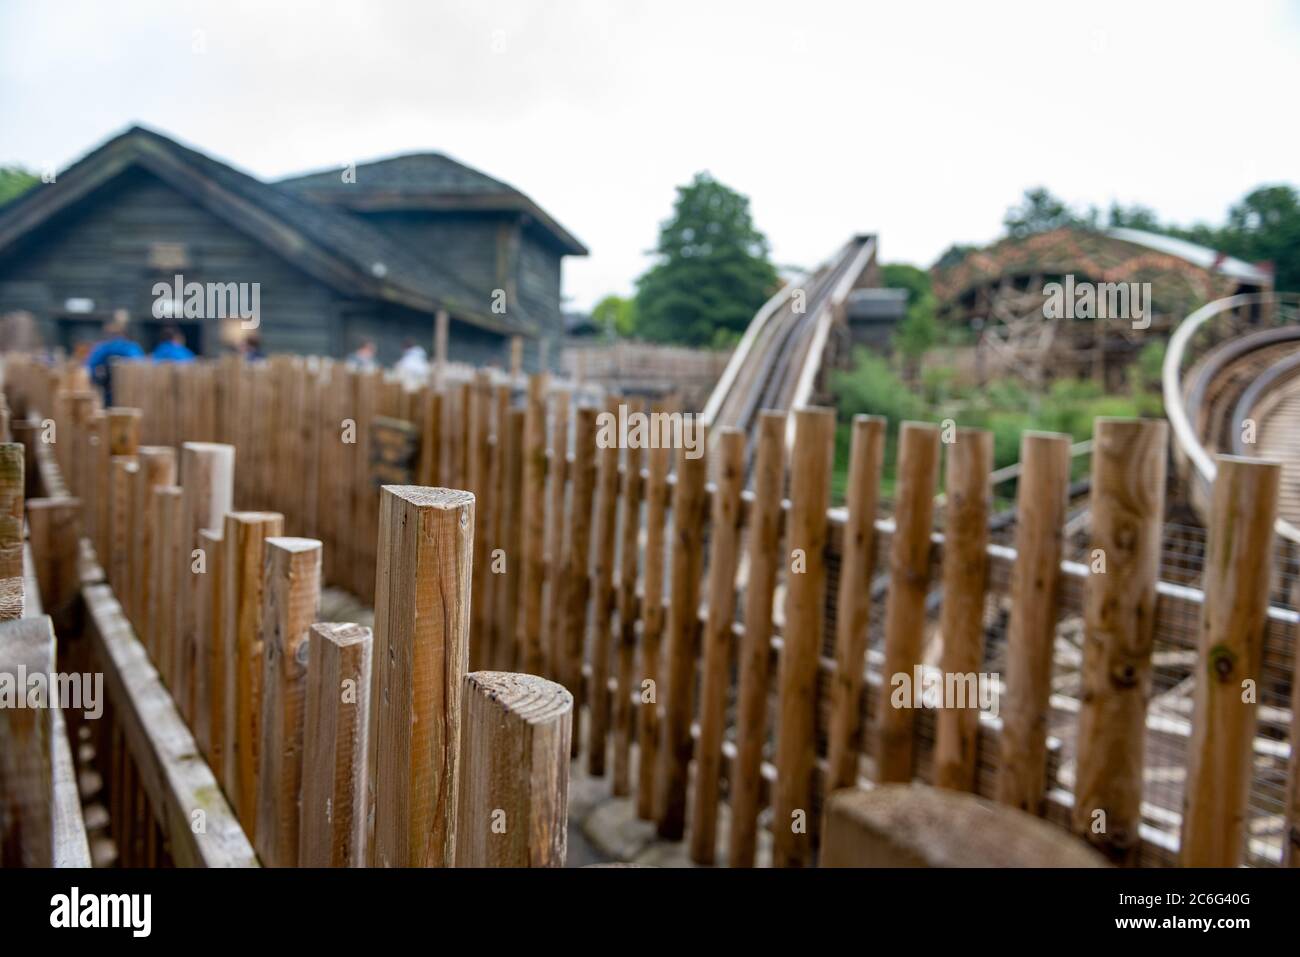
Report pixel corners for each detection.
[85,310,144,405]
[152,326,196,363]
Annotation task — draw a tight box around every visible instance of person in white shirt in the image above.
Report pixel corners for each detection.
[393,338,430,389]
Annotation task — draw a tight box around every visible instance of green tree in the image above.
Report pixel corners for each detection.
[635,172,778,347]
[882,263,939,380]
[1215,185,1300,292]
[590,294,637,338]
[1002,187,1084,238]
[0,166,39,206]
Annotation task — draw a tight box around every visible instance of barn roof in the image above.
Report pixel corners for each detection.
[0,126,566,335]
[278,153,588,256]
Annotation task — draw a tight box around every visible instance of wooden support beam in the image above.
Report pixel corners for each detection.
[729,411,786,865]
[222,511,285,835]
[454,671,573,867]
[81,584,257,867]
[933,427,993,792]
[299,622,373,867]
[690,427,745,864]
[1072,418,1167,863]
[1181,455,1280,866]
[772,407,834,867]
[0,616,55,866]
[997,431,1072,814]
[826,415,886,791]
[255,537,323,867]
[369,486,473,868]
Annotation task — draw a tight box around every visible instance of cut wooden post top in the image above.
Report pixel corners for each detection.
[0,615,56,668]
[464,671,573,725]
[263,536,323,554]
[226,511,284,525]
[822,784,1110,868]
[312,621,371,645]
[380,485,476,510]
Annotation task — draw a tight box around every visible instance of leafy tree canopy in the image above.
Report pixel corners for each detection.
[635,172,778,348]
[590,294,637,338]
[0,166,39,207]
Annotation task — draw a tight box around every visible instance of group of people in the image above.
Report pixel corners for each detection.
[347,337,433,390]
[83,311,264,403]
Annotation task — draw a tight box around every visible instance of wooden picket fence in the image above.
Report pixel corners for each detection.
[2,350,1297,868]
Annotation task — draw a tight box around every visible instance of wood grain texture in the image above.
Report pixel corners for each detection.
[541,390,570,679]
[1072,418,1166,863]
[0,443,24,620]
[634,425,672,820]
[689,427,745,863]
[933,427,993,792]
[299,622,372,867]
[221,510,284,834]
[826,415,885,791]
[876,421,942,785]
[255,537,322,867]
[655,431,709,839]
[612,399,645,796]
[370,486,473,868]
[1181,455,1280,866]
[996,431,1071,814]
[454,671,573,867]
[729,411,786,866]
[516,373,549,674]
[772,407,834,867]
[586,402,622,776]
[132,447,175,640]
[0,616,55,866]
[561,407,598,751]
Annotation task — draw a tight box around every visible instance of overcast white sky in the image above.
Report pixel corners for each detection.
[2,0,1298,311]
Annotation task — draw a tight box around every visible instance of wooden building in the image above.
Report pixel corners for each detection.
[0,126,586,365]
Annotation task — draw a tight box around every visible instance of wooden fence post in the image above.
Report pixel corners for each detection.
[655,428,709,840]
[1072,418,1166,863]
[222,510,285,833]
[454,671,573,867]
[1181,454,1280,866]
[148,486,182,674]
[516,373,549,674]
[26,497,81,634]
[132,447,176,635]
[1286,570,1300,866]
[561,407,598,753]
[875,421,943,785]
[255,537,323,867]
[933,427,993,792]
[541,390,570,678]
[729,411,786,866]
[587,402,622,776]
[0,616,55,866]
[299,622,373,867]
[826,415,886,791]
[492,407,525,671]
[690,427,745,864]
[996,431,1071,814]
[612,398,645,796]
[177,442,235,724]
[195,527,223,766]
[634,421,672,820]
[772,407,834,867]
[370,486,473,868]
[0,442,24,620]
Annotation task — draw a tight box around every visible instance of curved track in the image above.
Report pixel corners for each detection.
[1163,292,1300,542]
[703,235,876,470]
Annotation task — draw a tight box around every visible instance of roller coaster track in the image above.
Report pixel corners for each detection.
[1163,291,1300,543]
[702,234,876,469]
